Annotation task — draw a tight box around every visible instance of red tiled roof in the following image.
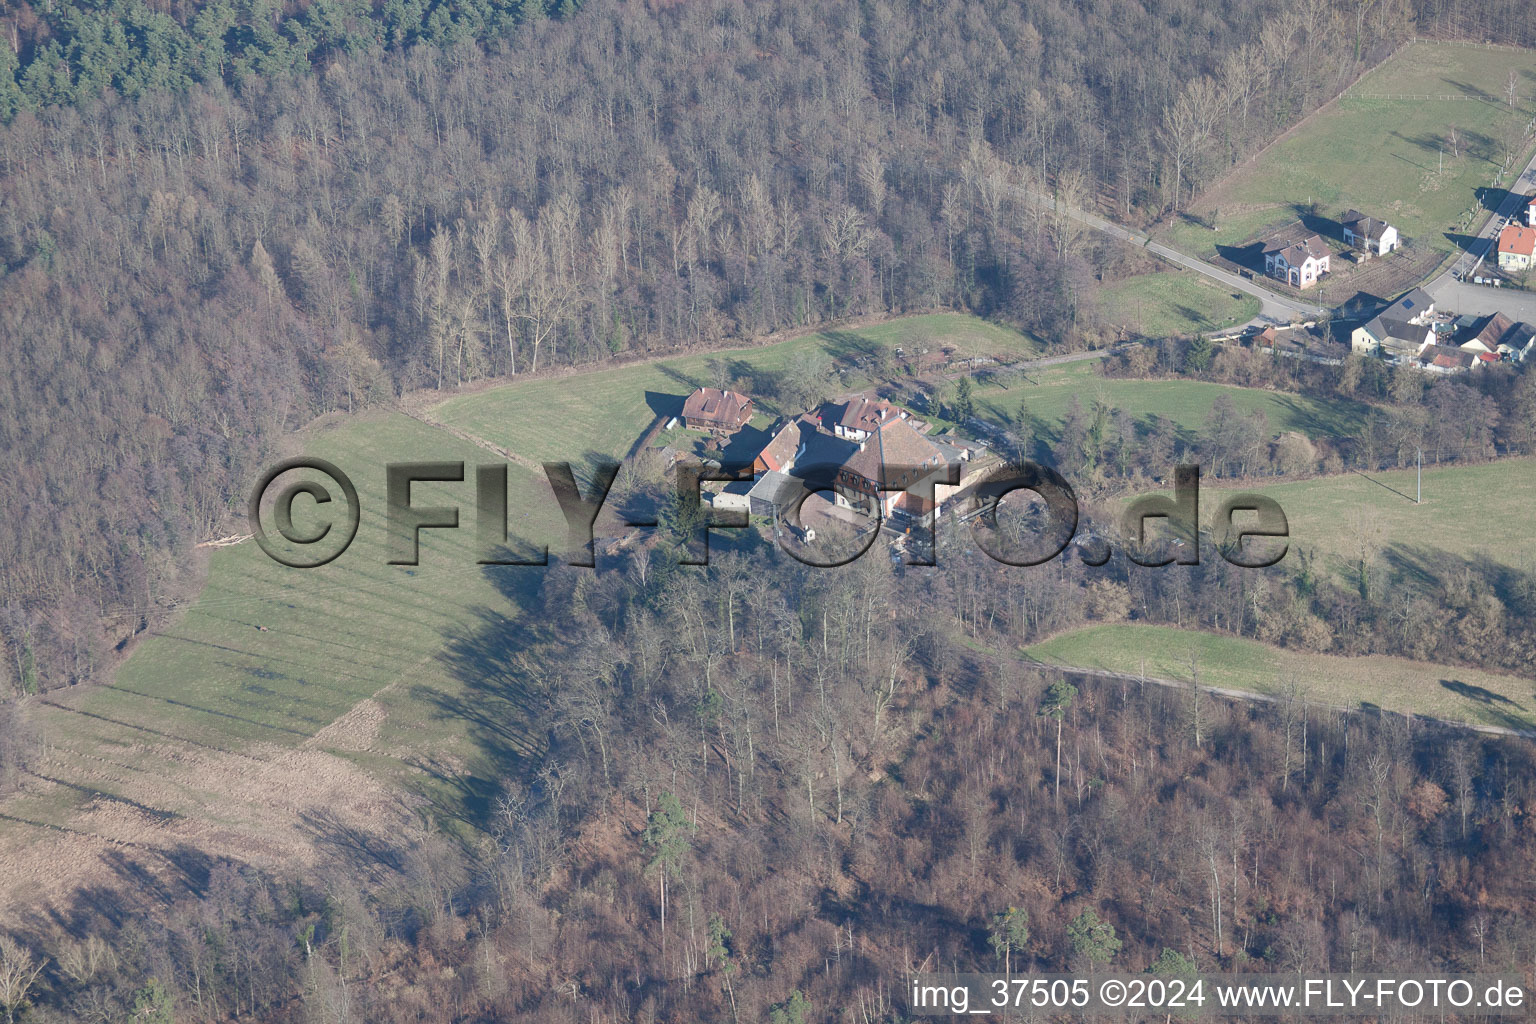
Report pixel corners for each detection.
[841,418,945,489]
[1499,224,1536,257]
[754,416,813,473]
[682,387,753,427]
[826,396,898,434]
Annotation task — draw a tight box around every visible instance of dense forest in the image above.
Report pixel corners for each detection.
[0,0,1423,696]
[5,0,1536,1016]
[7,549,1536,1022]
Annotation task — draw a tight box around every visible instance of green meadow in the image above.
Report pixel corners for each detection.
[433,313,1039,466]
[1027,623,1536,731]
[1164,41,1536,256]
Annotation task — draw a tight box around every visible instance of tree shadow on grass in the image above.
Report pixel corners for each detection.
[1217,241,1266,273]
[1440,679,1523,708]
[412,568,553,831]
[1171,302,1211,331]
[725,357,780,399]
[297,805,409,881]
[655,362,701,392]
[1445,78,1497,103]
[644,389,686,422]
[1476,186,1514,213]
[817,328,882,366]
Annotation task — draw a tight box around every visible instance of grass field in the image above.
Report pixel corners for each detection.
[1097,271,1261,337]
[436,311,1370,472]
[961,359,1369,443]
[1164,41,1536,257]
[1,411,570,909]
[1026,623,1536,730]
[433,313,1039,467]
[1201,457,1536,579]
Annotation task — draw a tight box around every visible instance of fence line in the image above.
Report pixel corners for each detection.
[1341,92,1504,102]
[1408,35,1531,52]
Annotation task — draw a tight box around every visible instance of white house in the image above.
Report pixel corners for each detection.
[1340,210,1399,256]
[1498,224,1536,272]
[1349,288,1436,357]
[1263,234,1331,289]
[821,396,909,442]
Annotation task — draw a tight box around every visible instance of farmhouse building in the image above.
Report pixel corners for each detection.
[1497,224,1536,272]
[745,403,986,529]
[821,395,909,441]
[832,418,951,519]
[1339,210,1399,256]
[1263,234,1331,289]
[681,387,753,431]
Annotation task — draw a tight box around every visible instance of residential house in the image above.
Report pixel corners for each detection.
[1459,312,1515,356]
[1351,315,1433,357]
[927,434,987,462]
[745,419,841,519]
[1340,210,1400,256]
[1458,313,1536,362]
[1500,321,1536,362]
[746,471,804,518]
[1256,324,1348,365]
[681,387,754,431]
[821,395,909,441]
[1497,224,1536,272]
[707,479,754,513]
[1393,287,1436,320]
[1349,288,1436,357]
[1526,193,1536,227]
[1263,234,1331,289]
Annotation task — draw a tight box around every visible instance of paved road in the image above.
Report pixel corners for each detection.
[1436,147,1536,282]
[1016,187,1327,324]
[1426,141,1536,314]
[1425,277,1536,319]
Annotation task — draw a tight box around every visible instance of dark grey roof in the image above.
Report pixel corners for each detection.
[1391,288,1434,317]
[1503,322,1536,348]
[928,439,971,465]
[747,470,803,508]
[1342,210,1394,241]
[1378,315,1426,342]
